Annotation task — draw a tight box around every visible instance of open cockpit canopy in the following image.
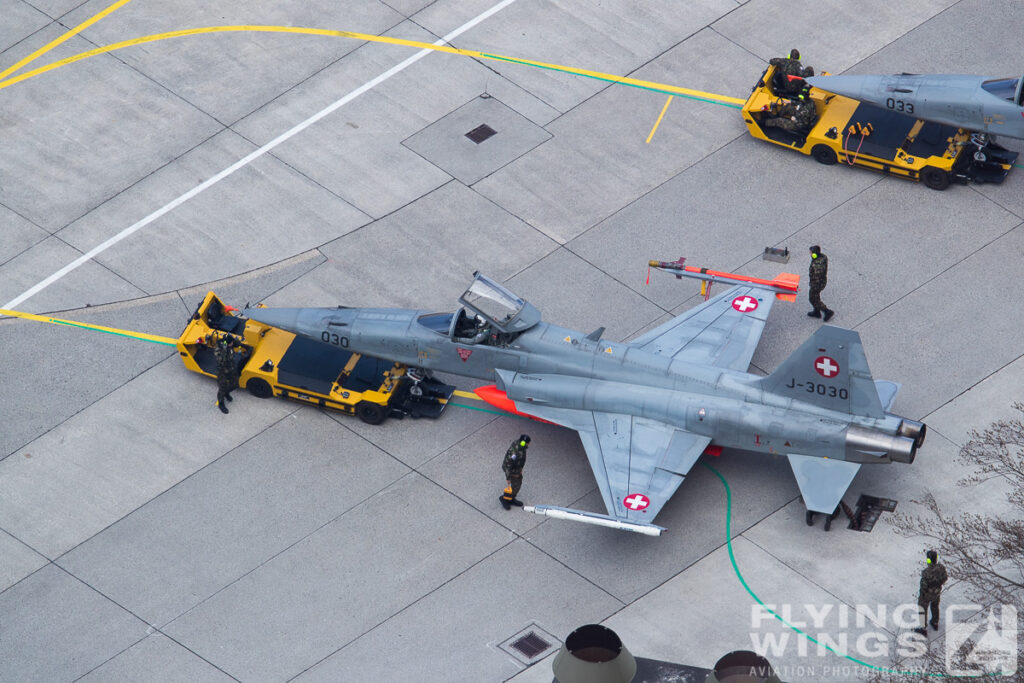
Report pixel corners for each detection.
[459,272,541,333]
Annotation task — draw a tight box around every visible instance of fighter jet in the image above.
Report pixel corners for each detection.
[245,265,924,536]
[806,73,1024,140]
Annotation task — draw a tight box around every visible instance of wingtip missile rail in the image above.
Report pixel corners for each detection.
[648,258,800,301]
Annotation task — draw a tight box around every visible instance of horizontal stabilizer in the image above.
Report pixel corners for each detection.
[525,504,665,536]
[788,454,861,514]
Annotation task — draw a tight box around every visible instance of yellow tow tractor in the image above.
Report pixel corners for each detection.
[177,292,455,424]
[742,64,1017,189]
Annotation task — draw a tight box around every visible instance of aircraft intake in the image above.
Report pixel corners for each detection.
[844,424,916,464]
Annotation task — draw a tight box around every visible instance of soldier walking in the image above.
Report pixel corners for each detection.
[915,550,948,635]
[500,434,530,510]
[214,335,239,414]
[807,245,835,321]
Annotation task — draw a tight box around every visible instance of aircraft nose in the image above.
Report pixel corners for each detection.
[242,307,305,334]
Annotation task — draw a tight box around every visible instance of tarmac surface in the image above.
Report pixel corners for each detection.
[1,1,1022,681]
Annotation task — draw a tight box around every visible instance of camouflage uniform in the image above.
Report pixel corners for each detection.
[214,337,239,414]
[918,560,948,630]
[763,99,815,132]
[769,55,815,94]
[808,249,833,320]
[500,436,529,509]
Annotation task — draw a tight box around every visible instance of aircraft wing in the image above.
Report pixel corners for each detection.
[511,402,710,534]
[630,284,775,372]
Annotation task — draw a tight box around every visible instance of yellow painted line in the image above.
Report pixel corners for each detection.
[0,0,134,80]
[0,24,746,108]
[453,389,483,401]
[646,95,673,144]
[0,308,178,346]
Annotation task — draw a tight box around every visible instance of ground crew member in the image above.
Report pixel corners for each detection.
[214,335,239,414]
[500,434,530,509]
[807,245,834,321]
[915,550,948,635]
[769,48,815,94]
[763,97,815,132]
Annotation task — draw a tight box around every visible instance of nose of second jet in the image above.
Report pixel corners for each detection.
[241,307,306,335]
[243,306,358,339]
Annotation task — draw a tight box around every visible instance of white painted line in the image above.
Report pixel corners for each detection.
[4,0,519,310]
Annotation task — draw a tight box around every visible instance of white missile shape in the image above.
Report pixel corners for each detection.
[806,73,1024,140]
[525,504,666,536]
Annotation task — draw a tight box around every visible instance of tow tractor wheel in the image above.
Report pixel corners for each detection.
[409,382,424,397]
[811,144,837,165]
[246,378,273,399]
[355,401,387,425]
[921,166,950,191]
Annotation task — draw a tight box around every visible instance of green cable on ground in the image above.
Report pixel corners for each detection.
[702,462,1003,679]
[46,318,177,346]
[481,53,744,109]
[447,402,532,420]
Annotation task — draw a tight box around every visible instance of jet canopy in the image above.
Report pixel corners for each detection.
[459,273,541,334]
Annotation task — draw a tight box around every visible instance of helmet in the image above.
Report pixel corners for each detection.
[926,549,937,564]
[519,434,531,446]
[810,245,821,258]
[790,48,801,60]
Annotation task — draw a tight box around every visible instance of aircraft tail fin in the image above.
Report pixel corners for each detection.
[758,325,885,418]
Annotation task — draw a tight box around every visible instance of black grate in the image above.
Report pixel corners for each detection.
[510,631,551,659]
[465,123,497,144]
[848,494,898,532]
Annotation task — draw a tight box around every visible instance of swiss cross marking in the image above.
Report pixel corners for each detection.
[815,355,839,378]
[732,296,758,313]
[623,493,650,510]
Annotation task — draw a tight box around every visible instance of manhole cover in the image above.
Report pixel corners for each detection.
[465,123,497,144]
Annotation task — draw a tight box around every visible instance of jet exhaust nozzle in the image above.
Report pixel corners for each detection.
[704,650,781,683]
[844,424,917,464]
[552,624,636,683]
[898,419,927,449]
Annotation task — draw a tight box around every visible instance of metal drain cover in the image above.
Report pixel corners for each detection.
[498,622,560,666]
[465,123,497,144]
[511,631,550,659]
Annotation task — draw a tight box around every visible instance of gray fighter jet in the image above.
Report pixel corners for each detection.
[806,73,1024,140]
[245,265,924,536]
